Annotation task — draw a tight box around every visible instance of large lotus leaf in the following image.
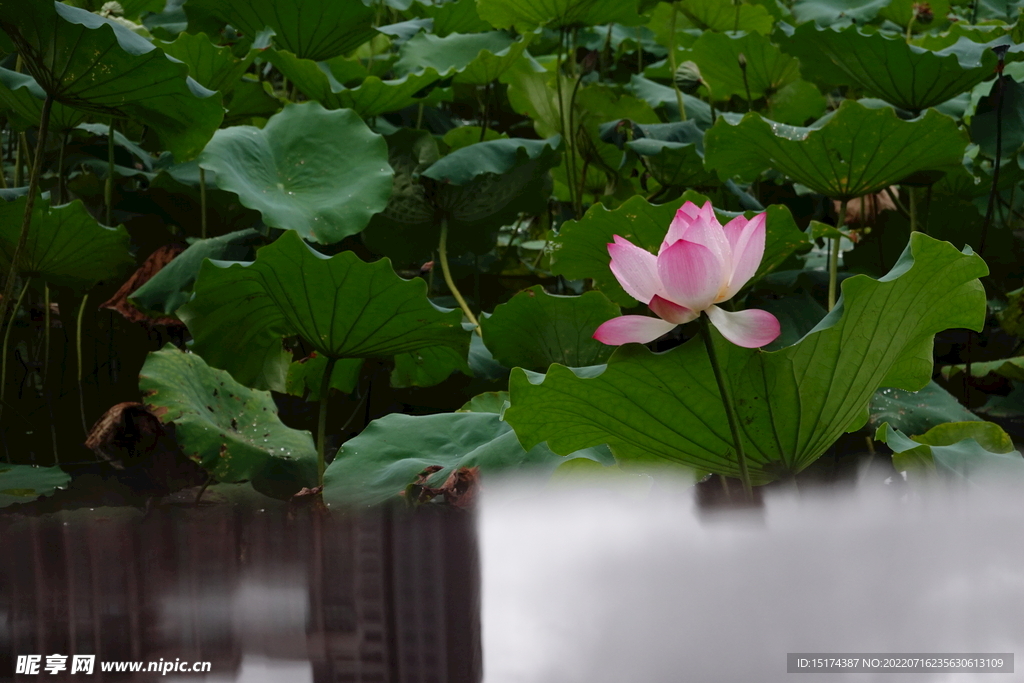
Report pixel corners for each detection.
[412,0,492,36]
[198,102,393,245]
[790,0,890,24]
[477,0,642,31]
[683,30,800,103]
[363,132,561,265]
[286,353,364,399]
[129,229,264,317]
[941,357,1024,383]
[155,31,254,94]
[394,30,532,85]
[766,78,827,126]
[784,24,999,112]
[0,465,70,508]
[267,50,450,118]
[479,286,620,372]
[0,195,132,292]
[140,345,317,498]
[550,193,808,307]
[971,77,1024,158]
[878,422,1024,483]
[0,1,222,160]
[391,345,471,388]
[178,230,469,391]
[677,0,774,33]
[0,68,88,133]
[185,0,376,62]
[704,101,969,200]
[869,381,980,437]
[506,234,987,483]
[626,75,714,128]
[622,120,719,188]
[322,411,615,506]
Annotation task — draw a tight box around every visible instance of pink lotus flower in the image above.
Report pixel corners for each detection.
[593,201,781,348]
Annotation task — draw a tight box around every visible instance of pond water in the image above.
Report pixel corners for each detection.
[2,479,1022,682]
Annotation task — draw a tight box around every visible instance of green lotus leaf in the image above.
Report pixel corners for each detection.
[622,121,720,188]
[185,0,377,62]
[224,78,282,124]
[878,421,1024,483]
[155,31,254,94]
[879,0,951,27]
[0,68,88,133]
[0,1,222,160]
[784,24,999,112]
[479,286,619,371]
[458,391,510,413]
[394,30,533,85]
[682,30,801,103]
[140,344,317,498]
[677,0,774,34]
[869,381,981,437]
[178,230,469,391]
[941,357,1024,383]
[267,49,451,118]
[765,78,827,125]
[477,0,642,31]
[704,100,969,200]
[0,195,132,293]
[506,234,987,484]
[391,345,471,388]
[286,353,364,398]
[411,0,492,36]
[130,229,264,318]
[627,75,714,128]
[971,76,1024,158]
[550,193,808,307]
[322,411,614,506]
[362,131,561,265]
[198,102,393,245]
[0,465,70,508]
[790,0,890,25]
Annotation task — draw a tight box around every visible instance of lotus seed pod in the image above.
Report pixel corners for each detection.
[912,2,934,24]
[674,61,704,94]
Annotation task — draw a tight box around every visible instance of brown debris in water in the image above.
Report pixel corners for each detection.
[100,244,185,329]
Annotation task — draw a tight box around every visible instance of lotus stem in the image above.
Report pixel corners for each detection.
[105,119,115,226]
[908,186,917,232]
[416,102,424,130]
[555,28,578,218]
[828,199,848,311]
[438,218,481,335]
[199,167,208,239]
[0,117,7,189]
[77,294,89,435]
[668,6,687,122]
[13,133,24,187]
[43,284,50,384]
[57,133,67,204]
[0,277,31,419]
[699,313,752,499]
[568,72,586,218]
[317,356,338,487]
[0,93,53,350]
[981,47,1009,258]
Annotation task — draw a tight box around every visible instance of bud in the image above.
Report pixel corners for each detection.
[580,50,599,76]
[912,2,933,24]
[674,61,704,95]
[99,1,124,17]
[737,52,747,70]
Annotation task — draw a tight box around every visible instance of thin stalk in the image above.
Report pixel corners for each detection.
[479,82,491,142]
[699,313,752,500]
[438,218,480,334]
[981,52,1008,257]
[77,295,89,435]
[0,277,31,418]
[105,119,115,226]
[199,167,208,239]
[734,1,741,31]
[922,185,932,235]
[20,132,34,179]
[908,186,917,232]
[317,356,338,487]
[883,186,910,218]
[568,72,586,218]
[43,284,50,384]
[555,28,577,216]
[56,133,67,204]
[0,94,54,346]
[13,133,23,187]
[905,15,915,41]
[0,119,6,190]
[668,7,687,121]
[416,102,424,130]
[739,55,752,112]
[828,199,848,311]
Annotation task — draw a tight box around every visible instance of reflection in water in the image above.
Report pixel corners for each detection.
[481,482,1024,683]
[0,506,481,682]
